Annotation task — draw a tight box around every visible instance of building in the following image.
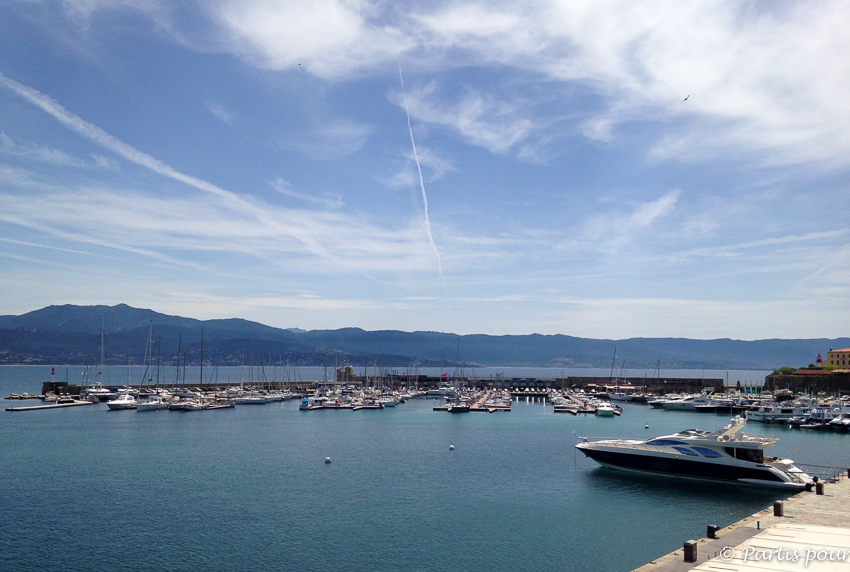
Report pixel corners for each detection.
[825,348,850,369]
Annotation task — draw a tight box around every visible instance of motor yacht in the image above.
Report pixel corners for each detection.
[661,395,712,411]
[106,393,137,410]
[595,403,615,417]
[576,416,811,489]
[136,394,168,412]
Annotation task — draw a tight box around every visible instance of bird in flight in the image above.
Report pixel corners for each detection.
[682,95,689,101]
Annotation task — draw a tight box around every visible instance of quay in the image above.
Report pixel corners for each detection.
[632,474,850,572]
[6,400,94,412]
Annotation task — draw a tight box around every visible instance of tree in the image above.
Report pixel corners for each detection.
[772,366,796,375]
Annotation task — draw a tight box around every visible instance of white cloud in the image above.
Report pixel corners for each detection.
[560,188,682,255]
[206,102,234,124]
[54,2,850,167]
[390,82,534,154]
[383,145,457,188]
[211,0,409,79]
[281,119,373,159]
[272,178,343,209]
[0,132,116,169]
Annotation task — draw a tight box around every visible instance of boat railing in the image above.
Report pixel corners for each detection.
[791,464,848,482]
[580,436,778,450]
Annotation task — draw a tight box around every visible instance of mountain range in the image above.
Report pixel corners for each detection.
[0,304,846,371]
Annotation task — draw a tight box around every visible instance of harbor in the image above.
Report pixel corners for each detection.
[2,365,848,571]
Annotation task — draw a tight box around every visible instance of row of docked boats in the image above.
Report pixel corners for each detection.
[299,388,423,411]
[102,387,304,411]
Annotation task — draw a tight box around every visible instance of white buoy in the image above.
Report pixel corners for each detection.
[325,457,331,463]
[449,445,455,450]
[645,422,649,429]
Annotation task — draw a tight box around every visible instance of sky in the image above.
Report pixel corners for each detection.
[0,1,848,340]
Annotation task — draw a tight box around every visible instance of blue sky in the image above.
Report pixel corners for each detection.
[1,1,847,339]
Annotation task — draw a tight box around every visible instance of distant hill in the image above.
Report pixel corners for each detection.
[0,304,846,370]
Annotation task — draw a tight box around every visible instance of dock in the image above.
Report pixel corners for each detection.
[632,474,850,572]
[6,400,94,412]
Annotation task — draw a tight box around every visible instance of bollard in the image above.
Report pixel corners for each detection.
[773,501,784,517]
[684,540,698,563]
[707,525,719,539]
[816,482,824,495]
[806,483,814,492]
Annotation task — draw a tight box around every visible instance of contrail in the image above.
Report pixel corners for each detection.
[398,64,445,286]
[0,71,331,259]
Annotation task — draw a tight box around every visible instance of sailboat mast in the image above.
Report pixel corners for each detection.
[200,329,204,388]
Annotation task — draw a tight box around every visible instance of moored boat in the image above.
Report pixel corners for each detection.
[576,416,812,489]
[106,393,137,410]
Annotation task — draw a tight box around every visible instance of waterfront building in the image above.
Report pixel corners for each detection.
[825,347,850,369]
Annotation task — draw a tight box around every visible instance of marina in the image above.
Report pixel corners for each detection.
[2,365,848,572]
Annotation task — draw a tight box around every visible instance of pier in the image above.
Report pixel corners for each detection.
[6,400,94,412]
[632,474,850,571]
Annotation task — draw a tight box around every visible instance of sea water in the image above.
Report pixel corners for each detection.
[1,366,845,571]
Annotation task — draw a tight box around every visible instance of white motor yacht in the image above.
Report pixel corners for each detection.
[576,416,811,489]
[595,403,616,416]
[137,394,168,412]
[662,395,712,411]
[106,393,137,410]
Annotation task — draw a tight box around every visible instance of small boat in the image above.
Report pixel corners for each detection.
[828,413,850,432]
[106,393,137,410]
[137,394,168,412]
[595,404,615,417]
[576,416,811,489]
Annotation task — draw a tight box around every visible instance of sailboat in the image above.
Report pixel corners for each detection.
[138,329,168,412]
[182,329,209,411]
[86,320,114,401]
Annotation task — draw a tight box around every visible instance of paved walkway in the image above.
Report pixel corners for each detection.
[632,476,850,572]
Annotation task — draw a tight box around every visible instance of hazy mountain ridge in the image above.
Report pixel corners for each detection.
[0,304,846,370]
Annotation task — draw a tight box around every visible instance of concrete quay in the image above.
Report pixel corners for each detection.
[632,475,850,572]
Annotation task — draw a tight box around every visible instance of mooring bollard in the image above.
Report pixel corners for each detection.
[806,482,814,492]
[773,501,784,517]
[816,482,824,495]
[684,540,698,563]
[707,525,719,539]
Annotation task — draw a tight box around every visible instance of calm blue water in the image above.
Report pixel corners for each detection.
[1,366,844,572]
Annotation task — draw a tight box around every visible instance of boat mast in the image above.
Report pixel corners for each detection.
[200,329,204,388]
[98,317,105,386]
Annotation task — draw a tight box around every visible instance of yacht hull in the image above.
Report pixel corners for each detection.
[577,446,802,489]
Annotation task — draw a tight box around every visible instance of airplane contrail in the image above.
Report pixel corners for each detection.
[398,64,445,287]
[0,71,331,259]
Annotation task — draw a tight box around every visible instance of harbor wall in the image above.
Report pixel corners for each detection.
[764,370,850,394]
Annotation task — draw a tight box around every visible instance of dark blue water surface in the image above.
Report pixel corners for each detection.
[2,367,846,571]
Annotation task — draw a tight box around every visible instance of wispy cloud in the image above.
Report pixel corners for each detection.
[52,2,850,167]
[383,145,457,189]
[199,2,850,168]
[0,132,117,169]
[272,178,343,209]
[390,82,534,154]
[559,188,682,255]
[206,102,234,124]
